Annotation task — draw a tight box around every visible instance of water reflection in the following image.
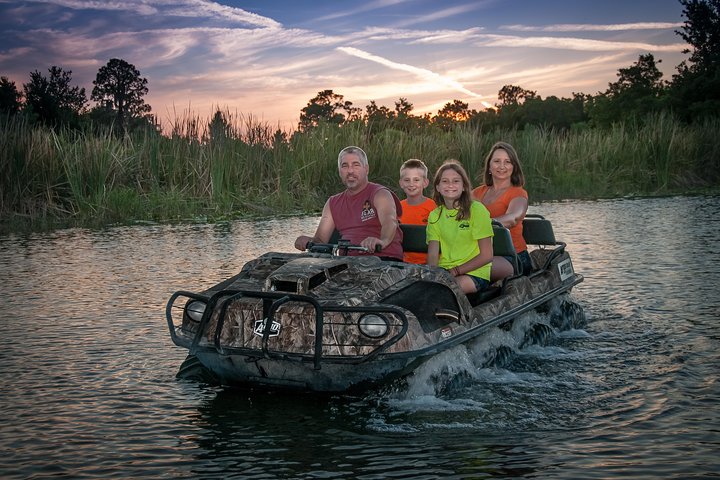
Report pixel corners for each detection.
[0,196,719,479]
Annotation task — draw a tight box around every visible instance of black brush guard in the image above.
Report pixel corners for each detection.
[166,289,409,370]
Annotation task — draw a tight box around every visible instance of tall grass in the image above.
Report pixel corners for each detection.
[1,111,718,232]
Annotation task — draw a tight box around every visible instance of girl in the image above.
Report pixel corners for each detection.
[427,160,493,294]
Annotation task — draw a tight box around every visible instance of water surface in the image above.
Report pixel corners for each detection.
[1,196,718,478]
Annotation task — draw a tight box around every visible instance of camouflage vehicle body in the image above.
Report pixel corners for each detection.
[166,216,583,392]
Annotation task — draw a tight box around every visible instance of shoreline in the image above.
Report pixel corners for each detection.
[3,188,718,235]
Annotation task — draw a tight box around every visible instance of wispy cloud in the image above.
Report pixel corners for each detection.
[315,0,411,22]
[16,0,281,28]
[337,46,494,108]
[14,0,159,15]
[488,53,627,89]
[392,2,493,28]
[502,22,683,32]
[475,34,686,52]
[359,26,483,43]
[160,0,282,28]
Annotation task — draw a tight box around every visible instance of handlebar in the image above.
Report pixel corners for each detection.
[306,239,381,256]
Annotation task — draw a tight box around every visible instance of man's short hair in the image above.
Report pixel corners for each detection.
[338,146,368,168]
[400,158,429,178]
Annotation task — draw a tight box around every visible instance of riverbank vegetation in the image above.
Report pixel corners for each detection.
[1,0,719,232]
[2,111,718,232]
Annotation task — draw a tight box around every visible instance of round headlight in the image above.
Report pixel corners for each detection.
[358,314,389,338]
[185,300,206,322]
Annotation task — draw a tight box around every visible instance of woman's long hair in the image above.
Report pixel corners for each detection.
[432,159,474,221]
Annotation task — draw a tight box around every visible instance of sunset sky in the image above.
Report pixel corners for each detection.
[0,0,691,131]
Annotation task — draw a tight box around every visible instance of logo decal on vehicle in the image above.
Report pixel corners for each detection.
[558,258,574,281]
[253,318,281,337]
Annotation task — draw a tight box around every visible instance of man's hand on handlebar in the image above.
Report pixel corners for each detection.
[294,235,313,251]
[298,235,382,255]
[360,237,383,253]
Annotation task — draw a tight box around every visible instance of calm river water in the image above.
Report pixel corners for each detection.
[1,195,718,479]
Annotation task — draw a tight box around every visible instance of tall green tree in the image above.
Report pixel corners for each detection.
[207,109,232,144]
[0,76,22,115]
[496,84,537,107]
[495,85,536,128]
[392,97,428,131]
[365,100,394,122]
[522,95,585,130]
[672,0,720,119]
[607,53,665,97]
[394,97,414,117]
[434,99,472,130]
[677,0,720,71]
[364,100,394,134]
[299,90,360,131]
[23,66,87,127]
[91,58,151,131]
[588,54,666,126]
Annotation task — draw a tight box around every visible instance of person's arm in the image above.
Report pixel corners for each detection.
[427,240,440,266]
[494,196,528,228]
[449,237,493,276]
[294,200,336,250]
[359,189,398,252]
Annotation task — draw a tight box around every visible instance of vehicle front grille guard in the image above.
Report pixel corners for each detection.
[166,289,409,370]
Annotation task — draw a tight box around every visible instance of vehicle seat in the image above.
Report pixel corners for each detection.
[522,214,565,272]
[522,214,556,246]
[330,225,427,253]
[399,224,428,254]
[492,222,519,273]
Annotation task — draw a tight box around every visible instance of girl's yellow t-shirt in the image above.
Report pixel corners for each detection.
[426,201,493,280]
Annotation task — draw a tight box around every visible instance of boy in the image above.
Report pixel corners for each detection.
[398,159,437,264]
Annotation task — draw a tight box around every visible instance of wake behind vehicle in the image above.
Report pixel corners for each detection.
[166,215,583,392]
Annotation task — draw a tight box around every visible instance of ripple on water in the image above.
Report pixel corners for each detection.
[1,197,720,478]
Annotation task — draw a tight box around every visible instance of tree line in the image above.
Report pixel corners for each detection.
[0,58,153,133]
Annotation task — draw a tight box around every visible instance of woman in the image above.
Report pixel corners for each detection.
[472,142,532,281]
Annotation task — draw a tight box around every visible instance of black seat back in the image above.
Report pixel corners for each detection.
[492,222,519,273]
[399,224,428,253]
[334,224,514,264]
[522,214,556,246]
[330,225,429,255]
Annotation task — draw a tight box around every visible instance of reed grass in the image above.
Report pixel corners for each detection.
[1,111,718,232]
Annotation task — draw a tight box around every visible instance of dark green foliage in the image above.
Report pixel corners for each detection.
[671,0,720,121]
[496,85,537,107]
[435,100,472,131]
[2,111,718,233]
[0,76,22,115]
[22,66,87,128]
[677,0,720,71]
[587,54,667,127]
[299,90,361,131]
[91,58,151,133]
